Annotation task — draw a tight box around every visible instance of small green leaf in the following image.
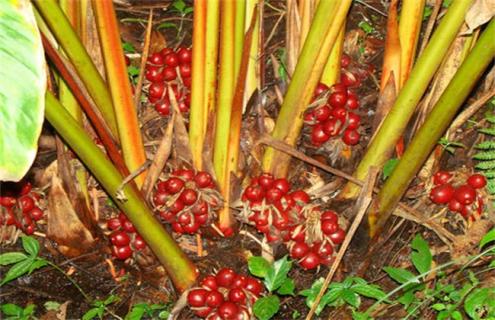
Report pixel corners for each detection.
[264,256,292,292]
[382,158,399,180]
[171,0,186,12]
[464,288,494,319]
[156,22,179,31]
[122,42,135,53]
[352,284,388,301]
[104,295,120,305]
[1,303,23,316]
[82,307,101,320]
[248,256,271,279]
[277,278,295,296]
[341,289,361,308]
[253,295,280,320]
[0,259,34,285]
[411,234,432,275]
[184,7,194,15]
[21,236,39,257]
[125,304,146,320]
[28,259,47,274]
[383,267,419,285]
[358,21,374,34]
[480,229,495,249]
[319,288,342,313]
[353,311,372,320]
[127,66,140,77]
[431,303,446,311]
[292,310,300,319]
[451,310,463,320]
[0,252,28,265]
[23,304,35,316]
[44,301,61,311]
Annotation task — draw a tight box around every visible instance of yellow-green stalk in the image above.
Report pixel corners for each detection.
[243,0,259,110]
[234,1,246,78]
[321,23,345,87]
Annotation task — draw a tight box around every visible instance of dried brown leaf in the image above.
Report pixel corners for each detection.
[465,0,495,34]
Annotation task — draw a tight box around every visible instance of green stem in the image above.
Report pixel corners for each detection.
[33,0,119,139]
[373,19,495,236]
[46,260,91,302]
[342,0,474,199]
[44,92,198,292]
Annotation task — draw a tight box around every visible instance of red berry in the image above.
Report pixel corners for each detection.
[314,105,332,122]
[341,54,351,68]
[448,199,464,213]
[179,189,198,206]
[111,231,131,246]
[321,210,338,222]
[346,92,360,110]
[0,196,16,208]
[177,47,192,64]
[188,288,208,307]
[341,71,360,87]
[201,275,218,290]
[328,91,348,108]
[231,275,247,288]
[121,220,136,233]
[182,220,200,234]
[290,190,310,204]
[347,112,361,130]
[160,47,173,57]
[314,83,329,97]
[272,178,290,194]
[183,77,192,88]
[159,210,175,222]
[195,307,213,318]
[18,196,35,213]
[218,302,239,320]
[153,191,168,206]
[165,177,185,194]
[179,64,191,78]
[24,223,35,235]
[133,235,146,250]
[178,101,189,113]
[206,290,224,308]
[20,182,32,195]
[316,242,334,258]
[192,201,209,216]
[162,66,177,81]
[331,106,348,121]
[145,65,164,82]
[216,268,236,288]
[331,83,348,94]
[321,219,338,235]
[164,52,179,67]
[149,82,166,99]
[124,55,130,66]
[304,110,316,123]
[290,242,310,259]
[154,98,171,117]
[433,171,452,185]
[174,169,195,181]
[322,118,343,136]
[171,222,184,233]
[177,213,192,225]
[228,288,246,304]
[342,129,360,146]
[243,185,265,202]
[329,228,346,244]
[430,184,455,204]
[265,188,284,204]
[311,124,330,144]
[29,207,44,221]
[454,185,477,205]
[467,174,487,189]
[244,278,263,296]
[148,52,164,66]
[300,252,321,270]
[107,218,121,230]
[258,173,274,189]
[113,245,132,260]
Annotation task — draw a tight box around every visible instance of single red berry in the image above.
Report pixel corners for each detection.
[177,47,192,64]
[160,47,173,57]
[316,242,334,258]
[145,65,164,82]
[194,307,213,318]
[164,52,179,67]
[314,83,329,97]
[107,218,121,230]
[311,124,330,144]
[149,82,166,99]
[154,98,171,117]
[192,201,209,216]
[347,112,361,130]
[179,189,198,206]
[201,275,218,290]
[321,210,338,222]
[162,66,177,81]
[121,220,136,233]
[314,105,332,122]
[300,252,321,270]
[218,302,239,320]
[24,223,35,235]
[20,182,32,195]
[329,228,346,244]
[331,106,348,121]
[272,178,290,195]
[188,288,208,307]
[18,196,35,213]
[206,290,224,308]
[231,275,247,288]
[341,71,360,87]
[454,185,477,205]
[113,245,133,260]
[430,184,455,204]
[448,199,464,213]
[290,190,310,204]
[304,110,316,123]
[133,235,146,250]
[29,207,44,221]
[433,171,453,185]
[265,188,284,204]
[328,91,348,108]
[124,55,130,66]
[153,191,168,206]
[346,92,360,110]
[147,52,164,66]
[179,64,191,78]
[165,177,185,194]
[216,268,236,288]
[342,129,360,146]
[159,210,175,222]
[173,169,195,181]
[322,118,343,136]
[243,185,265,202]
[290,242,310,259]
[331,83,348,94]
[228,288,246,304]
[111,231,131,246]
[258,173,274,189]
[195,213,209,225]
[177,213,192,225]
[182,220,200,234]
[0,196,17,208]
[178,101,189,113]
[467,174,487,189]
[183,77,192,88]
[244,278,263,296]
[341,54,351,68]
[171,222,184,233]
[321,219,338,235]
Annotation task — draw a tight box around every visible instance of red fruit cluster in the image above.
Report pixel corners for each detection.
[105,212,147,260]
[241,173,346,270]
[152,169,220,235]
[0,182,44,235]
[305,54,366,147]
[145,47,192,117]
[187,268,263,319]
[429,171,486,218]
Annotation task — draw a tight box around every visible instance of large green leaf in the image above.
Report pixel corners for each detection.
[0,0,46,181]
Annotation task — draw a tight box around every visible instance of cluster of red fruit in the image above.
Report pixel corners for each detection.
[429,171,486,218]
[304,54,364,147]
[145,47,192,117]
[241,173,346,270]
[0,182,44,235]
[187,268,263,319]
[152,169,220,235]
[105,212,147,260]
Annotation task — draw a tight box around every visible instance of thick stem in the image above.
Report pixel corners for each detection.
[45,92,198,292]
[371,19,495,236]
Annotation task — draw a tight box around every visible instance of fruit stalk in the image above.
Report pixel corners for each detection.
[45,92,198,292]
[262,0,351,178]
[340,0,474,199]
[371,18,495,237]
[320,23,345,87]
[92,0,147,187]
[243,0,260,109]
[33,0,119,139]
